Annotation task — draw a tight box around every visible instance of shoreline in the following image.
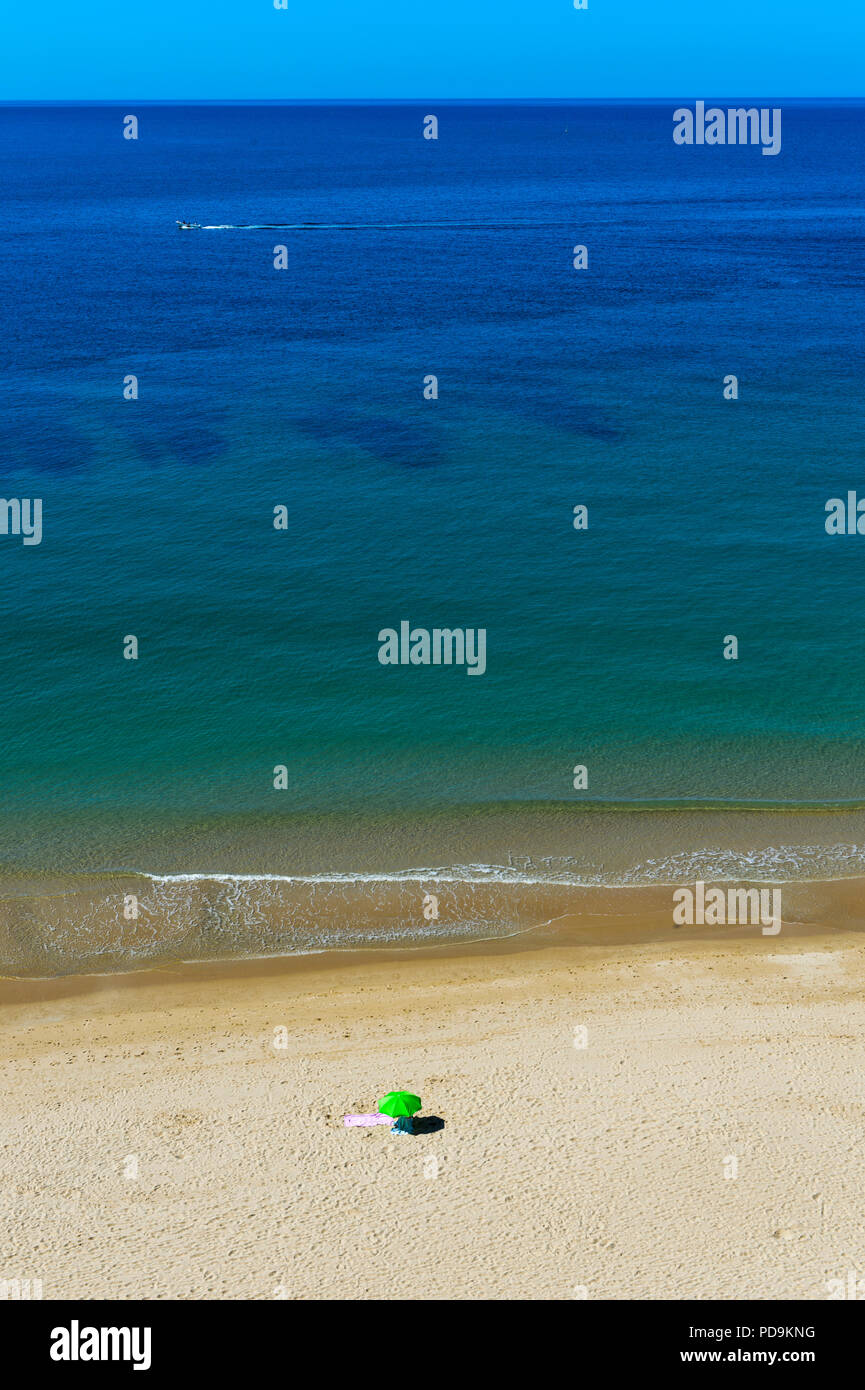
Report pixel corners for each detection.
[2,883,861,1001]
[6,804,865,977]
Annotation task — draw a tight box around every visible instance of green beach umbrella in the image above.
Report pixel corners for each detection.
[378,1091,422,1118]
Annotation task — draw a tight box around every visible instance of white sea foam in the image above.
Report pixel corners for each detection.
[5,844,865,977]
[138,841,865,889]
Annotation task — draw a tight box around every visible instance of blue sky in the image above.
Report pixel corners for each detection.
[5,0,864,100]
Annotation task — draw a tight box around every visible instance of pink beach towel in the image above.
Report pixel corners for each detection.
[344,1113,393,1127]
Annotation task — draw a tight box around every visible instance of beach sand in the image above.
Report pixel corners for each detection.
[3,916,865,1301]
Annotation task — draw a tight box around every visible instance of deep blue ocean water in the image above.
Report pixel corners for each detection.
[1,102,864,970]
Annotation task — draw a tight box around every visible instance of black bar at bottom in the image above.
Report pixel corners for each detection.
[5,1298,856,1374]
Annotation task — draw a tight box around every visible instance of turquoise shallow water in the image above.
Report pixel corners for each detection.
[1,102,864,970]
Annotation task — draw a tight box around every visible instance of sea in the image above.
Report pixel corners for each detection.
[1,100,864,974]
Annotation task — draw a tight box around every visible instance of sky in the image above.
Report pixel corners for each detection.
[4,0,864,101]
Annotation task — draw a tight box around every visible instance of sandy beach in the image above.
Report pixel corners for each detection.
[3,912,865,1302]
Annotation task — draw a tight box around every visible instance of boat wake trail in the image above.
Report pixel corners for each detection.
[180,221,572,231]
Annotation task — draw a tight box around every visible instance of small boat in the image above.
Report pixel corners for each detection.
[176,220,201,230]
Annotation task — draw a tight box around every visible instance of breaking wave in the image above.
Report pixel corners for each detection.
[2,841,865,977]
